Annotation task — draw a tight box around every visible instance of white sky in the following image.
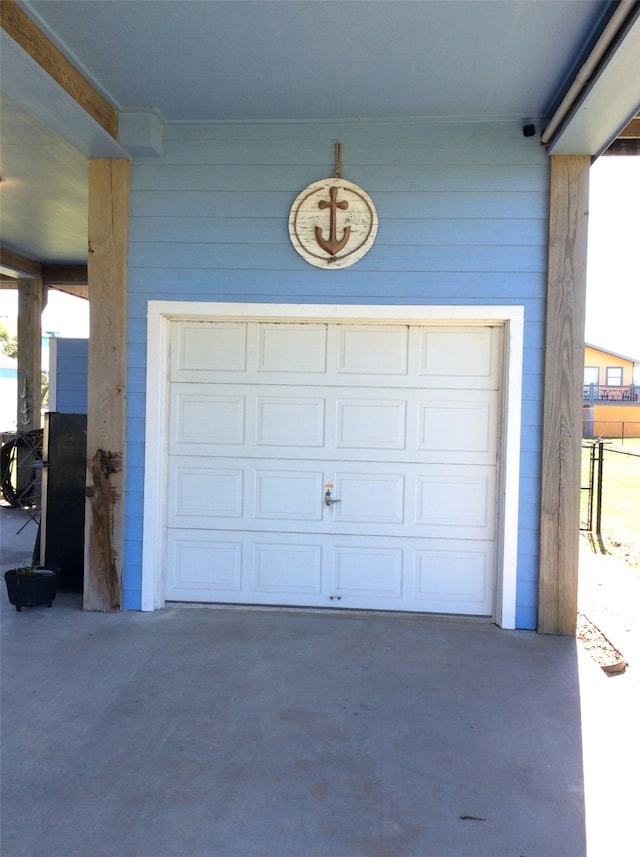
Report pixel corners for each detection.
[1,154,639,359]
[0,289,89,339]
[586,156,640,360]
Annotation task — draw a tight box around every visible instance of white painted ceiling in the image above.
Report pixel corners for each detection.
[0,0,633,267]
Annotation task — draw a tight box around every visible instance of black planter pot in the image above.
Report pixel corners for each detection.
[4,568,59,612]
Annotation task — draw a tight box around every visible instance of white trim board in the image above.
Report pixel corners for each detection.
[142,302,523,628]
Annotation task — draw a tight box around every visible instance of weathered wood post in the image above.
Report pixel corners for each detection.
[539,154,590,635]
[84,159,129,611]
[16,276,45,432]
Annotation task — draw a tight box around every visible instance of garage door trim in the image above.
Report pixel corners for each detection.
[141,302,524,627]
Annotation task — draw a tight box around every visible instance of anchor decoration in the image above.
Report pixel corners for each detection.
[288,143,378,270]
[315,186,351,256]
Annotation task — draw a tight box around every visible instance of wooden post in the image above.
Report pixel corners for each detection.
[538,155,590,635]
[16,276,44,431]
[84,160,128,611]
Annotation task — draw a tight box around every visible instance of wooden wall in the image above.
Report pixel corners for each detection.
[124,120,548,627]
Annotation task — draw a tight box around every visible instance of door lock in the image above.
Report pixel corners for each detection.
[325,488,340,507]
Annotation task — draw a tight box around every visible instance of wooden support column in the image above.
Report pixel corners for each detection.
[538,154,590,635]
[84,160,129,612]
[16,276,45,431]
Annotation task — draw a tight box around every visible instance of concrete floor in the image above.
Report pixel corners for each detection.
[0,504,633,857]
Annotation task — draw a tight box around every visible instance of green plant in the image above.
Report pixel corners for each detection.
[13,565,40,576]
[5,564,59,611]
[0,322,17,358]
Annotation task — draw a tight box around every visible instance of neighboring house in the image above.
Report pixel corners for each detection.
[2,2,640,636]
[583,344,640,438]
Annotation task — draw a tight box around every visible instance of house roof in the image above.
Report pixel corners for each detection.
[1,0,640,268]
[585,343,640,365]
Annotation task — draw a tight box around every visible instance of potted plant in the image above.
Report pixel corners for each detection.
[4,565,59,612]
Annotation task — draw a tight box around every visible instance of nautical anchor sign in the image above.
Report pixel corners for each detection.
[288,143,378,269]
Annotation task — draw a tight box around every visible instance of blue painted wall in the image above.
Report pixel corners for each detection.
[125,120,547,628]
[50,338,88,414]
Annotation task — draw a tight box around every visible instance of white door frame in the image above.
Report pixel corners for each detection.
[141,302,524,628]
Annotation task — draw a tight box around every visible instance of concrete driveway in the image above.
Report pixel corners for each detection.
[0,504,633,857]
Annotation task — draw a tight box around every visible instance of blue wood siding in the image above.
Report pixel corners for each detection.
[51,338,88,414]
[125,120,547,627]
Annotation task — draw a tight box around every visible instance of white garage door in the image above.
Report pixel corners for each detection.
[164,320,502,615]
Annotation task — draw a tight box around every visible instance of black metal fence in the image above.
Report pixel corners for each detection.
[581,440,603,534]
[581,440,640,552]
[583,418,640,441]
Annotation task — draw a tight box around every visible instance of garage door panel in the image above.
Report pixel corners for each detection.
[172,321,247,379]
[256,396,325,447]
[257,324,328,373]
[170,387,245,449]
[417,393,497,462]
[338,325,409,375]
[170,383,496,463]
[168,464,244,523]
[416,470,495,535]
[171,321,502,388]
[167,533,243,597]
[336,398,407,449]
[254,470,324,521]
[167,462,493,539]
[333,546,403,598]
[253,542,323,593]
[414,544,493,614]
[333,472,405,524]
[419,327,500,385]
[166,529,494,613]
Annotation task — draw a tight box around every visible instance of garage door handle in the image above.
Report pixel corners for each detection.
[325,489,340,507]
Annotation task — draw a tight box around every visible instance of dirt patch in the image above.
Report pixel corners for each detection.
[604,536,640,569]
[577,612,628,675]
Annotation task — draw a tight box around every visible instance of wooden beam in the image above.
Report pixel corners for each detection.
[84,160,129,612]
[0,1,117,139]
[538,155,590,636]
[0,246,42,278]
[42,265,88,287]
[1,261,89,289]
[49,284,89,300]
[16,276,43,431]
[605,113,640,153]
[618,116,640,138]
[604,138,640,155]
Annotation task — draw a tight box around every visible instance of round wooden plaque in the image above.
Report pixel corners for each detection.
[288,178,378,269]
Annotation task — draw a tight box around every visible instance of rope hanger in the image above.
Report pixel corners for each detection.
[333,141,342,178]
